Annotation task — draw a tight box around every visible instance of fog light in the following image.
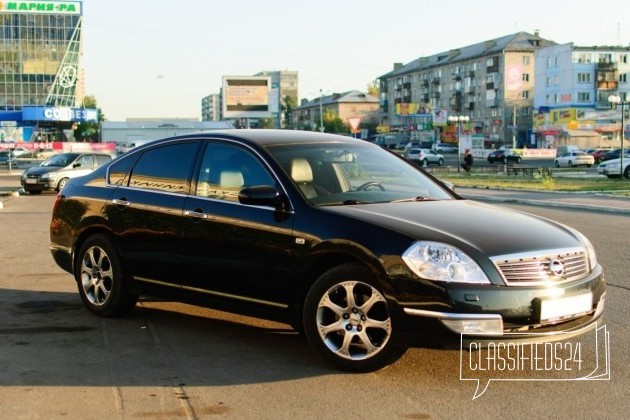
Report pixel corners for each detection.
[441,318,504,335]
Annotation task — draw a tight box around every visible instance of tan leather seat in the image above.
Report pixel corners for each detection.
[290,158,317,199]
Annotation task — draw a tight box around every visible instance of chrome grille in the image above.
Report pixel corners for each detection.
[491,248,589,286]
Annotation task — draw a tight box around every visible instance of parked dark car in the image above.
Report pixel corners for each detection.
[600,148,630,162]
[0,150,17,166]
[21,152,114,194]
[50,130,605,372]
[487,149,522,163]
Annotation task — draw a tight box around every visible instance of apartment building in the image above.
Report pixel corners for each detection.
[378,32,555,147]
[201,94,221,121]
[292,90,379,132]
[534,43,630,148]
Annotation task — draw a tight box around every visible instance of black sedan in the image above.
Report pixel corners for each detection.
[50,130,605,372]
[487,149,522,164]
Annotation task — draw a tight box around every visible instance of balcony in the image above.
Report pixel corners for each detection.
[486,82,495,90]
[452,73,462,81]
[597,61,617,72]
[466,102,475,110]
[431,77,441,85]
[421,94,429,102]
[431,92,440,98]
[403,82,411,89]
[395,85,402,91]
[487,65,499,73]
[403,96,412,103]
[597,80,618,90]
[468,70,475,78]
[421,79,429,87]
[486,98,500,107]
[466,86,475,94]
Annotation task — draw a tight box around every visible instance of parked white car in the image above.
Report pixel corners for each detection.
[597,156,630,179]
[553,151,594,167]
[403,148,444,166]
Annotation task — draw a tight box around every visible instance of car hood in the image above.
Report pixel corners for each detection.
[322,199,582,257]
[24,166,62,175]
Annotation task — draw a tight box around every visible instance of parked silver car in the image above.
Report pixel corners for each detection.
[21,152,114,194]
[403,148,444,166]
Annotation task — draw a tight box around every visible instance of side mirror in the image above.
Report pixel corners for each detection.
[441,180,455,192]
[73,163,81,168]
[238,185,288,211]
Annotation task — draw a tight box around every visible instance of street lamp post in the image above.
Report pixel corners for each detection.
[319,89,324,132]
[448,115,470,172]
[608,94,627,178]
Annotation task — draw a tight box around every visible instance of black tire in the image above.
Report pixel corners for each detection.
[437,158,444,166]
[75,234,138,317]
[624,166,630,179]
[568,160,573,167]
[422,158,429,167]
[302,262,405,372]
[554,160,560,167]
[57,177,69,191]
[516,157,522,164]
[28,190,43,195]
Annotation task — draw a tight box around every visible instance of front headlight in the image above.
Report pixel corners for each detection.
[41,172,55,180]
[402,241,490,284]
[573,230,598,271]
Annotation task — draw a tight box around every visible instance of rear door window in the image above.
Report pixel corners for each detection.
[128,142,199,194]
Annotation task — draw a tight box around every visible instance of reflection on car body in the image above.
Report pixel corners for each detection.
[49,130,605,372]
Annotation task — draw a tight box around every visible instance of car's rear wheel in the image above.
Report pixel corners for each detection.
[302,263,405,372]
[516,157,522,164]
[437,158,444,166]
[422,158,429,166]
[75,234,138,317]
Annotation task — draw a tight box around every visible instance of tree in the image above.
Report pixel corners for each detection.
[258,118,275,129]
[73,95,104,142]
[282,94,298,128]
[367,80,380,97]
[322,109,348,134]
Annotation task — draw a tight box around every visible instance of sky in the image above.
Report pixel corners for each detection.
[82,0,630,121]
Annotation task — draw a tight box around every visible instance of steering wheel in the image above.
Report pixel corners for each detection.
[356,181,385,191]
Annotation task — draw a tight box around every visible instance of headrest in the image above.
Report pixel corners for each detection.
[290,158,313,183]
[219,170,244,187]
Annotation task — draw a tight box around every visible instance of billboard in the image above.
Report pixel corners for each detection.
[222,76,272,118]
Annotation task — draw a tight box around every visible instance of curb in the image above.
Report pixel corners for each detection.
[462,194,630,215]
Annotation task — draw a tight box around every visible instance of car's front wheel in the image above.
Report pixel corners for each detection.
[302,263,405,372]
[75,234,138,317]
[554,160,560,167]
[57,177,69,191]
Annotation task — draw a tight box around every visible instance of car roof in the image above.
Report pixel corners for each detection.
[152,129,361,148]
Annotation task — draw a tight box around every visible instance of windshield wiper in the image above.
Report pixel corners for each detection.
[391,196,436,203]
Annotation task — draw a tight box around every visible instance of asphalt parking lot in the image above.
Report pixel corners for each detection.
[1,187,628,419]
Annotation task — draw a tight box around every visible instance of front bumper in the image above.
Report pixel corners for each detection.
[392,264,605,344]
[21,178,56,191]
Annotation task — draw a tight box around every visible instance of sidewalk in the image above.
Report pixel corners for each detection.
[457,186,630,215]
[2,168,630,214]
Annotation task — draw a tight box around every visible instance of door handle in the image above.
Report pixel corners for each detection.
[184,209,208,219]
[112,198,131,206]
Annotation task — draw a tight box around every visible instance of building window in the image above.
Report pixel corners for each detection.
[521,90,529,99]
[546,57,552,68]
[554,75,560,85]
[577,73,591,83]
[522,73,530,82]
[620,73,627,83]
[521,107,530,116]
[620,54,628,64]
[546,94,551,105]
[523,56,530,65]
[577,92,591,102]
[577,53,592,63]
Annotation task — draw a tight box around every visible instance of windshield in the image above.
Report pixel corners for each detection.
[266,141,454,205]
[40,153,79,167]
